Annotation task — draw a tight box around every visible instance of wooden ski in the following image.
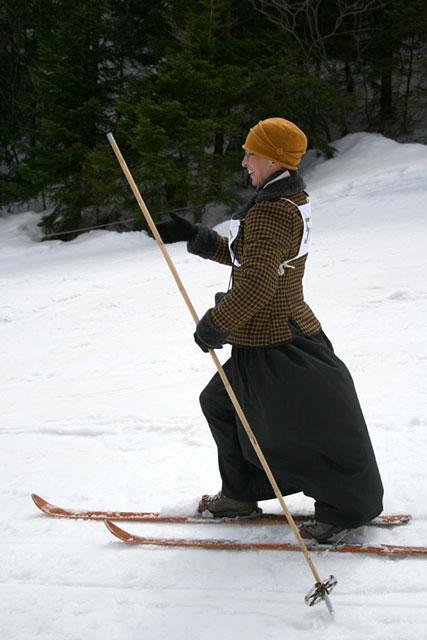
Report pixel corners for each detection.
[31,494,411,526]
[104,520,427,557]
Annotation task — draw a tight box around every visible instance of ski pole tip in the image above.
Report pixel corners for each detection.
[304,575,337,612]
[324,593,335,617]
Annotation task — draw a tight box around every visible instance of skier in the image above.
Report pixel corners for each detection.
[155,117,384,543]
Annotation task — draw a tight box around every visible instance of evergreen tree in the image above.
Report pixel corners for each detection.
[13,1,164,236]
[364,0,427,136]
[250,0,427,139]
[16,1,111,236]
[114,0,341,224]
[0,1,39,207]
[114,0,252,223]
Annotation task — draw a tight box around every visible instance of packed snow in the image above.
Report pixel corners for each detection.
[1,132,426,639]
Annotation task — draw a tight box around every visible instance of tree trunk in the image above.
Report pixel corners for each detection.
[379,57,393,129]
[345,60,354,94]
[402,36,415,135]
[214,131,224,155]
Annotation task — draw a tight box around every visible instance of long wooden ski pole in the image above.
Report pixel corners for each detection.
[107,133,336,614]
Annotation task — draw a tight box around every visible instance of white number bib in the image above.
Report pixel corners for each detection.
[228,198,312,273]
[228,217,242,266]
[277,199,312,274]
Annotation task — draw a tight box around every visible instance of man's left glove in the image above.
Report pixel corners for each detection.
[194,309,229,353]
[153,212,197,244]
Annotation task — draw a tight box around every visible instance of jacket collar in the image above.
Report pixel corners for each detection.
[255,169,306,201]
[234,170,306,220]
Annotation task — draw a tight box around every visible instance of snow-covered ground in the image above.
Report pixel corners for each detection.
[1,132,426,639]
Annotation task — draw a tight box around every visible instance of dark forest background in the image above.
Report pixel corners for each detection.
[1,0,426,239]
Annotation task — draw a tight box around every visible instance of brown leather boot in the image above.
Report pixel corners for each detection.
[198,491,261,518]
[299,521,350,544]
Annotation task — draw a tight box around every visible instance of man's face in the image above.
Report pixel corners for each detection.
[242,151,279,187]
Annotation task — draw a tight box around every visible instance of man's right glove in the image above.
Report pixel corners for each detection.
[154,212,198,244]
[194,309,229,353]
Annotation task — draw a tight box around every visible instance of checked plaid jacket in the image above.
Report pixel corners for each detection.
[188,190,321,347]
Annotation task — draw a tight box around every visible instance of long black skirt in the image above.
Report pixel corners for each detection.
[199,326,384,528]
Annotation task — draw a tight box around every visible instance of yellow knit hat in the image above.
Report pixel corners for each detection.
[242,117,307,170]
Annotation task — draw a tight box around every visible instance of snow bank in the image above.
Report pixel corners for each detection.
[305,132,427,199]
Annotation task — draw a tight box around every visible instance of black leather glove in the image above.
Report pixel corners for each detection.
[194,309,229,353]
[214,291,226,304]
[154,212,197,244]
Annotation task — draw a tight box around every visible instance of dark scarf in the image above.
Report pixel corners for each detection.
[234,170,306,220]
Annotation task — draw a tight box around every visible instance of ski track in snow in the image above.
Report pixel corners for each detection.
[1,133,427,639]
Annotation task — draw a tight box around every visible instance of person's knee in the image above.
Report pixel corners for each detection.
[199,368,232,417]
[199,386,211,413]
[200,377,225,416]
